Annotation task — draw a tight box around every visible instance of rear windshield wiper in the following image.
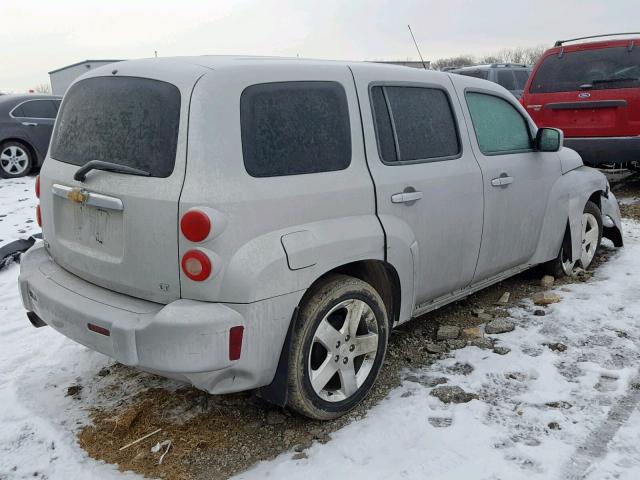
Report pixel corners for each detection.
[591,77,639,85]
[74,160,151,182]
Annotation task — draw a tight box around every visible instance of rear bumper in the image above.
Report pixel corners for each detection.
[18,243,302,394]
[564,136,640,166]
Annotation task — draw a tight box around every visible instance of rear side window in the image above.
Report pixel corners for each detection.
[530,46,640,93]
[13,100,58,119]
[371,85,460,163]
[50,77,181,178]
[466,92,531,154]
[496,70,516,91]
[513,70,531,90]
[240,81,351,177]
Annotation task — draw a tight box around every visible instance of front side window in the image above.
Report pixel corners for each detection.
[466,92,531,154]
[13,100,58,119]
[530,46,640,93]
[240,81,351,177]
[50,77,181,178]
[371,85,460,163]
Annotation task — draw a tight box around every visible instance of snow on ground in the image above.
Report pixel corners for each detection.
[0,176,639,479]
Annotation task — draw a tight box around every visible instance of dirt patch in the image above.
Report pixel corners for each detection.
[77,198,629,479]
[613,176,640,221]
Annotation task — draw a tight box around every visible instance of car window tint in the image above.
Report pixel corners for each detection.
[370,86,397,162]
[496,70,516,90]
[372,86,459,163]
[53,100,62,112]
[241,81,351,177]
[513,70,531,90]
[15,100,58,119]
[530,46,640,93]
[51,77,181,178]
[466,92,531,154]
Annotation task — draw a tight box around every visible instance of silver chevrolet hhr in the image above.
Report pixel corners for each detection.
[19,56,623,419]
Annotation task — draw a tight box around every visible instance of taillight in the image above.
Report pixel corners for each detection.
[229,326,244,360]
[36,205,41,227]
[180,210,211,242]
[181,249,212,281]
[35,175,40,198]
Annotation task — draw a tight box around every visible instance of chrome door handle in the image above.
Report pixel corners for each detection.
[391,191,423,204]
[491,176,514,187]
[21,122,38,127]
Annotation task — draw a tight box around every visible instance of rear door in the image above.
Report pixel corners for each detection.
[351,65,484,305]
[41,61,209,304]
[524,44,640,137]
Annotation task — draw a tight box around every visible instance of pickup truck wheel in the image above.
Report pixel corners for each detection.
[287,274,389,420]
[545,200,602,277]
[0,141,33,178]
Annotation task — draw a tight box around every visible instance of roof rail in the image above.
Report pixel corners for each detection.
[489,63,528,68]
[554,32,640,47]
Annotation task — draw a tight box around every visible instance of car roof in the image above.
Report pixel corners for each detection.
[451,64,531,72]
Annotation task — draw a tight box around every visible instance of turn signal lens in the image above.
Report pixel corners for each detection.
[36,205,41,227]
[181,249,212,281]
[35,175,40,198]
[180,210,211,242]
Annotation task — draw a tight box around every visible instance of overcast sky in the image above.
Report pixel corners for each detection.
[1,0,637,92]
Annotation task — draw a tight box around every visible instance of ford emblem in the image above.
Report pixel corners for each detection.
[578,92,591,98]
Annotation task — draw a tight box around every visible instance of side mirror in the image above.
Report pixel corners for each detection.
[535,127,563,152]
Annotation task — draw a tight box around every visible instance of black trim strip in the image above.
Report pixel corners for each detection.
[545,100,627,110]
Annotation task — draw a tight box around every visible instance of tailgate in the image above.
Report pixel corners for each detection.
[41,60,208,304]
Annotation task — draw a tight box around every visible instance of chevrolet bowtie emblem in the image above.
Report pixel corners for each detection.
[67,187,89,204]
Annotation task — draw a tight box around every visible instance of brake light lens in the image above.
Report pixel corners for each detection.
[180,210,211,242]
[181,249,212,281]
[229,326,244,361]
[35,175,40,198]
[36,205,41,227]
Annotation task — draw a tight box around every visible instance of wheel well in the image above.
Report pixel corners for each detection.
[0,138,39,166]
[587,191,603,211]
[311,260,401,326]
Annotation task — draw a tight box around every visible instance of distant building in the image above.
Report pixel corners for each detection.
[373,60,431,69]
[49,60,122,95]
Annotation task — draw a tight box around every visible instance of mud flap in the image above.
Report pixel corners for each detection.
[257,307,299,407]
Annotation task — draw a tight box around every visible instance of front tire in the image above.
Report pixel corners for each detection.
[545,200,603,277]
[287,274,389,420]
[0,141,33,178]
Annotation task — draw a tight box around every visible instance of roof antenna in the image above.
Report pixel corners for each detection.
[408,24,427,69]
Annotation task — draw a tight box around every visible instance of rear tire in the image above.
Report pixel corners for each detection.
[545,200,602,277]
[0,141,33,178]
[287,274,389,420]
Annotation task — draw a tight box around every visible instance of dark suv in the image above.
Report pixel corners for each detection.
[449,64,533,98]
[0,94,62,178]
[522,33,640,167]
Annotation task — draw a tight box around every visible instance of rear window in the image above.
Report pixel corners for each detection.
[513,69,531,90]
[50,77,181,178]
[497,70,516,91]
[240,81,351,177]
[530,46,640,93]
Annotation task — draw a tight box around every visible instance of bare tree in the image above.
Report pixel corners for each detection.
[32,83,51,94]
[430,55,476,71]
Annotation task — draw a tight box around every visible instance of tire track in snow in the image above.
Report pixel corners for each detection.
[561,370,640,479]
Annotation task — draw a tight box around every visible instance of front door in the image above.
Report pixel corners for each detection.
[351,65,484,307]
[451,79,562,281]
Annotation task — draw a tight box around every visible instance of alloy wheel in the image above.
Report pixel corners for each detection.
[580,212,599,269]
[0,146,29,176]
[308,299,379,402]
